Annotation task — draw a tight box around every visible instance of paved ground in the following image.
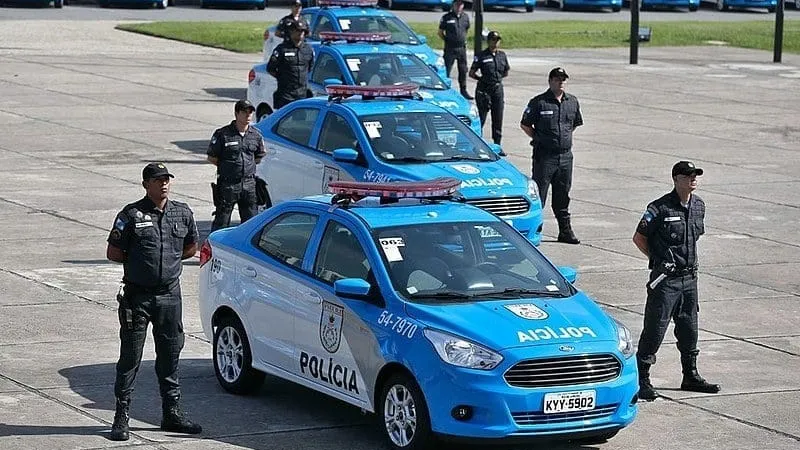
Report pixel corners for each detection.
[1,1,799,21]
[0,19,799,450]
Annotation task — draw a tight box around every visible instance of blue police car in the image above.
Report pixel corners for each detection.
[249,31,480,133]
[262,0,444,77]
[548,0,620,11]
[198,178,639,449]
[485,0,536,12]
[700,0,776,11]
[632,0,699,10]
[254,84,543,244]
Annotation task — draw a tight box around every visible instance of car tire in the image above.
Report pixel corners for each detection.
[767,6,775,11]
[716,0,728,10]
[382,0,393,9]
[575,430,619,444]
[213,315,265,395]
[688,4,697,10]
[612,5,621,11]
[157,0,167,8]
[257,0,266,9]
[167,0,174,5]
[526,5,534,11]
[380,373,434,450]
[54,0,63,8]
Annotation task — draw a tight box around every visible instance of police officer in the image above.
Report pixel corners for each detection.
[520,67,583,244]
[267,19,314,110]
[106,163,202,441]
[469,30,508,145]
[438,0,473,100]
[275,0,307,40]
[632,161,721,401]
[207,99,267,231]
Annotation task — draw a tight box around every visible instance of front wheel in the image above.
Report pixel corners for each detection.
[612,5,621,11]
[525,5,534,11]
[54,0,63,8]
[767,6,775,11]
[380,373,434,450]
[689,4,698,10]
[213,316,265,395]
[157,0,167,8]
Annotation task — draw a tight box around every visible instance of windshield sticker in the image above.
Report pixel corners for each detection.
[518,326,597,343]
[461,177,513,189]
[379,237,404,262]
[505,303,548,320]
[338,19,351,30]
[451,164,480,175]
[363,121,382,139]
[545,285,559,292]
[475,225,501,238]
[406,286,418,294]
[378,310,418,339]
[319,301,344,353]
[346,58,361,72]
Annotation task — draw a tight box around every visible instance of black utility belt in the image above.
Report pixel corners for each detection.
[217,174,254,183]
[124,279,178,295]
[672,267,698,276]
[477,82,502,91]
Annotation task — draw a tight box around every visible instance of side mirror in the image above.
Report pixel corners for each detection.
[332,148,360,163]
[417,34,428,44]
[324,78,343,88]
[334,278,372,299]
[488,143,506,157]
[558,266,578,284]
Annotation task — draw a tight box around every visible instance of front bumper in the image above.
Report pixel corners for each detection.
[413,343,639,440]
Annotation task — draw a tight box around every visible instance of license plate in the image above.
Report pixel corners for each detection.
[543,390,596,414]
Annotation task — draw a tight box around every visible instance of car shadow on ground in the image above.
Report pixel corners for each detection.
[170,139,211,155]
[203,88,248,102]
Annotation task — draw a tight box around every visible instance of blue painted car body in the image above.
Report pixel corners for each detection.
[254,95,544,244]
[705,0,776,9]
[201,192,638,445]
[561,0,621,10]
[483,0,536,11]
[641,0,699,8]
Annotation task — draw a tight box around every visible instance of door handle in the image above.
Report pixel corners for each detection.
[307,292,322,304]
[242,267,257,278]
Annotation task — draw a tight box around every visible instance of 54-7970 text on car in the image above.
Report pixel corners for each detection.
[198,178,639,449]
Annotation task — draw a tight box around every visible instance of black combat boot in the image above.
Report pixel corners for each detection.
[637,359,659,401]
[109,398,130,441]
[557,217,581,245]
[460,88,474,100]
[161,396,202,435]
[680,354,721,394]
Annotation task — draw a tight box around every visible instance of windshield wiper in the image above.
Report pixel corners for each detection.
[388,156,430,163]
[470,288,566,299]
[406,291,473,301]
[435,155,483,162]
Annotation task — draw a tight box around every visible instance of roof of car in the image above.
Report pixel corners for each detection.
[295,95,447,116]
[297,195,499,228]
[306,6,397,18]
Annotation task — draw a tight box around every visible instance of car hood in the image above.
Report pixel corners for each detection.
[417,88,471,116]
[383,159,528,197]
[403,292,618,351]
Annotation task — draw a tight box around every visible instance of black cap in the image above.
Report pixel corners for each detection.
[235,99,255,113]
[142,162,174,181]
[291,0,302,5]
[288,19,309,31]
[672,161,704,177]
[487,31,501,41]
[549,67,569,79]
[453,0,464,4]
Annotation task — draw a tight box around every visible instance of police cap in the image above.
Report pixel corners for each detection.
[235,99,255,113]
[548,67,569,80]
[672,161,704,177]
[487,31,501,41]
[142,162,174,181]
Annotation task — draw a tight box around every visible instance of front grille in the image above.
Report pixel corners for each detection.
[465,197,529,217]
[512,404,618,426]
[456,115,471,126]
[504,354,622,388]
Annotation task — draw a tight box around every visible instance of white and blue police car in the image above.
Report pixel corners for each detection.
[255,84,544,245]
[198,178,639,450]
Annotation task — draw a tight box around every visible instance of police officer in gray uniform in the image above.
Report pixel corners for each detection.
[106,163,201,441]
[633,161,721,401]
[520,67,583,244]
[438,0,473,100]
[469,30,509,145]
[267,19,314,110]
[207,99,267,231]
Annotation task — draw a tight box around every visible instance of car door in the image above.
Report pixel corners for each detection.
[258,106,323,204]
[243,210,322,372]
[308,51,348,96]
[313,109,368,191]
[294,216,379,405]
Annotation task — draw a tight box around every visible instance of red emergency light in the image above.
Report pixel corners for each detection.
[328,178,461,204]
[319,31,392,43]
[325,83,419,99]
[317,0,378,7]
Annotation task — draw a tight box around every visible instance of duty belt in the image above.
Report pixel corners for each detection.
[673,266,698,276]
[124,279,179,295]
[217,174,254,183]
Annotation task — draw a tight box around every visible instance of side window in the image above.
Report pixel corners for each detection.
[311,53,343,85]
[274,108,320,146]
[312,16,334,40]
[314,221,371,284]
[256,212,318,269]
[318,112,358,154]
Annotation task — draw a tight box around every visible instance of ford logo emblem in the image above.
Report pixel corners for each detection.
[559,345,574,352]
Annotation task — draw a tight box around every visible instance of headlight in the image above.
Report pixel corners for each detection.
[527,178,540,201]
[435,56,445,69]
[614,319,635,358]
[423,329,503,370]
[469,104,479,118]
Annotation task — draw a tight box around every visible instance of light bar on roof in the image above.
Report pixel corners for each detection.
[317,0,378,6]
[326,83,419,98]
[319,31,392,43]
[328,178,461,200]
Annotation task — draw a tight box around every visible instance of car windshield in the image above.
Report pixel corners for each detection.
[344,53,445,90]
[337,15,418,45]
[373,221,575,304]
[359,112,498,163]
